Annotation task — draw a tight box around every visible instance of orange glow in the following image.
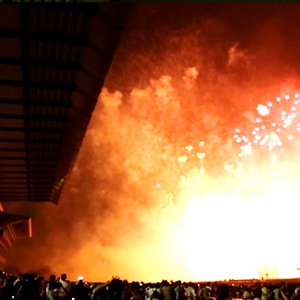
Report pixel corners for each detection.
[5,4,300,284]
[56,66,300,282]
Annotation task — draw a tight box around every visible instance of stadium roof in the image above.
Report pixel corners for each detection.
[0,4,131,203]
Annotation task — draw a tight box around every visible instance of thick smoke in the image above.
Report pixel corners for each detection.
[4,3,300,282]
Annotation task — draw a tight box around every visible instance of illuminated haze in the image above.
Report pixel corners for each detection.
[5,3,300,282]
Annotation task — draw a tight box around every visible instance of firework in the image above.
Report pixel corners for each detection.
[234,92,300,162]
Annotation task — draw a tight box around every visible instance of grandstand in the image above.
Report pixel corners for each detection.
[0,3,131,266]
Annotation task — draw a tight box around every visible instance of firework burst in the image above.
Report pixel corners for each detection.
[234,92,300,162]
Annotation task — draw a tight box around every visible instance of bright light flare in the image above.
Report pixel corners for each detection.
[65,76,300,283]
[170,161,300,281]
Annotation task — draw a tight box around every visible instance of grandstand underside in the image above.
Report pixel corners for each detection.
[0,3,131,264]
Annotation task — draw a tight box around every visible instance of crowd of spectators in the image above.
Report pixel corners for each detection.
[1,271,300,300]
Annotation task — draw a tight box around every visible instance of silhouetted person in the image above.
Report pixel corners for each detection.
[108,279,124,300]
[46,274,63,300]
[59,273,71,299]
[17,273,37,300]
[35,276,46,300]
[174,281,184,300]
[216,284,230,300]
[253,285,262,300]
[291,288,300,300]
[0,271,8,299]
[160,280,175,300]
[71,278,89,300]
[91,279,126,300]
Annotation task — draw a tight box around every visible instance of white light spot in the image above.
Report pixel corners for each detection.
[177,155,188,163]
[196,152,206,159]
[257,104,269,116]
[260,140,266,146]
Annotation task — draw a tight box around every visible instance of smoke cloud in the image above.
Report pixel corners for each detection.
[4,3,300,282]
